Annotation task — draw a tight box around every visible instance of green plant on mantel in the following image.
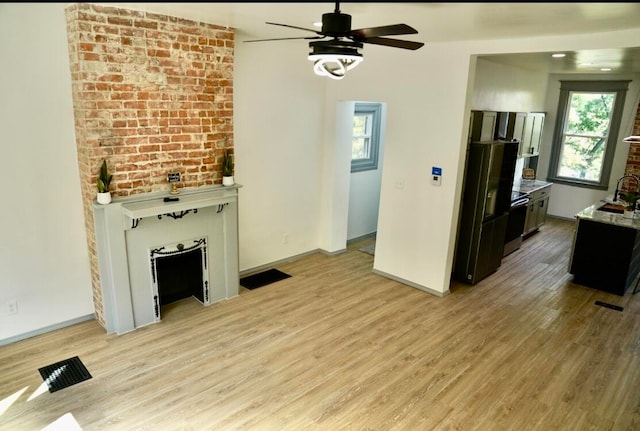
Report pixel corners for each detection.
[222,149,234,177]
[96,160,113,193]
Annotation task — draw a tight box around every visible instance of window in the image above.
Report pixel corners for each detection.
[548,80,630,189]
[351,103,381,173]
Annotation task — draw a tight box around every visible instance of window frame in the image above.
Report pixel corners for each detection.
[351,103,381,173]
[547,80,630,190]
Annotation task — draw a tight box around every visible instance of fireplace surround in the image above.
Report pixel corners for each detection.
[93,185,240,334]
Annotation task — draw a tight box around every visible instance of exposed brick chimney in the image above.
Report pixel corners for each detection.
[624,102,640,178]
[65,3,234,328]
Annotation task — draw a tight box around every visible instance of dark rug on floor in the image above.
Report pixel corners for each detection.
[240,268,291,290]
[38,356,92,393]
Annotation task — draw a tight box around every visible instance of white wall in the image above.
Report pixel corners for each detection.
[234,40,326,270]
[312,42,474,296]
[472,58,549,112]
[537,73,640,219]
[0,4,94,343]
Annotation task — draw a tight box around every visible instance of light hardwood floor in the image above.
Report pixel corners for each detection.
[2,217,640,430]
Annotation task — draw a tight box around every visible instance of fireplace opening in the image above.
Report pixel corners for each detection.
[150,238,209,319]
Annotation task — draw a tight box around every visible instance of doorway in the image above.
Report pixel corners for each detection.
[346,102,387,255]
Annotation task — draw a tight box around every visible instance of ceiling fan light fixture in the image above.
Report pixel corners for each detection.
[309,53,363,79]
[246,2,423,80]
[308,39,363,80]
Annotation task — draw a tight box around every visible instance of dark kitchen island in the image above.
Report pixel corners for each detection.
[569,197,640,296]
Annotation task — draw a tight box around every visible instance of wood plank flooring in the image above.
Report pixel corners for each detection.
[2,217,639,430]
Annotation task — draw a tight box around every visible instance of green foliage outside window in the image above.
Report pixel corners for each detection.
[558,92,614,182]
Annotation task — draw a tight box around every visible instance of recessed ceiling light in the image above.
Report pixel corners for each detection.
[551,53,566,58]
[601,67,612,71]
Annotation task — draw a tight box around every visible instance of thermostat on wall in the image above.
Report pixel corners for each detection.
[431,166,442,186]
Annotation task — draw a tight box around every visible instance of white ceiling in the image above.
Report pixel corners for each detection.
[108,2,640,74]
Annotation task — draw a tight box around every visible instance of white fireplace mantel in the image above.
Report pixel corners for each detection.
[93,185,241,334]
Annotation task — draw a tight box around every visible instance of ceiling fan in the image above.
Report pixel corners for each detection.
[244,1,425,80]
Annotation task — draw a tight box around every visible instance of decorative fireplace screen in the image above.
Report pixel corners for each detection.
[150,237,209,321]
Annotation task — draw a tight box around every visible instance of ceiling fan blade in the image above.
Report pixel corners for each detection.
[351,24,418,39]
[361,36,425,51]
[266,22,321,34]
[244,36,325,43]
[243,36,324,42]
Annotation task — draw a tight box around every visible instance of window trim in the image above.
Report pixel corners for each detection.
[547,80,630,190]
[351,103,381,173]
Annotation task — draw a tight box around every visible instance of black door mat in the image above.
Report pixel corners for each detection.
[38,356,92,393]
[240,268,291,290]
[595,300,624,312]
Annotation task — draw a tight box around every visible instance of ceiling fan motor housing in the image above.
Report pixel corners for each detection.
[309,39,363,56]
[322,12,352,37]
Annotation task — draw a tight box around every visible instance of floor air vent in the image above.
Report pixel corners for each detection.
[594,300,624,312]
[38,356,92,393]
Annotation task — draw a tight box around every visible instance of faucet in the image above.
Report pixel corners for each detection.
[614,173,640,203]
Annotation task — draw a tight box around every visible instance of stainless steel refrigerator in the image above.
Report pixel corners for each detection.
[453,140,518,284]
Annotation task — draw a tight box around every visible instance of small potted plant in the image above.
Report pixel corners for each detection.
[96,159,113,204]
[222,149,234,186]
[618,190,640,219]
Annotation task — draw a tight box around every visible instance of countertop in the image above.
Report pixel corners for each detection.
[515,179,553,194]
[575,195,640,230]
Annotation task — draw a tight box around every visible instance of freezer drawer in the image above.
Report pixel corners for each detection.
[455,213,509,284]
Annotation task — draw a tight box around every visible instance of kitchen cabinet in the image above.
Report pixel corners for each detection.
[508,112,527,156]
[523,184,551,236]
[522,112,545,157]
[469,110,497,143]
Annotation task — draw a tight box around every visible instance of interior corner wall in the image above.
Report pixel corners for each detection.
[65,3,234,328]
[233,39,326,271]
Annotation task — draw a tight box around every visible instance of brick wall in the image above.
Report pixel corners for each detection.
[65,3,234,328]
[625,103,640,179]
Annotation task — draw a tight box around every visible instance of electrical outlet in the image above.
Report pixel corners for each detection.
[7,299,18,315]
[282,233,289,244]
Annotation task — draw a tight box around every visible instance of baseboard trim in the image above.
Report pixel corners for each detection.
[548,214,575,222]
[372,269,450,298]
[240,247,348,278]
[319,248,347,256]
[240,249,322,277]
[347,232,376,244]
[0,313,96,346]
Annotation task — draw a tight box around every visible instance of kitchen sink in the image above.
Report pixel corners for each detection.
[597,203,625,214]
